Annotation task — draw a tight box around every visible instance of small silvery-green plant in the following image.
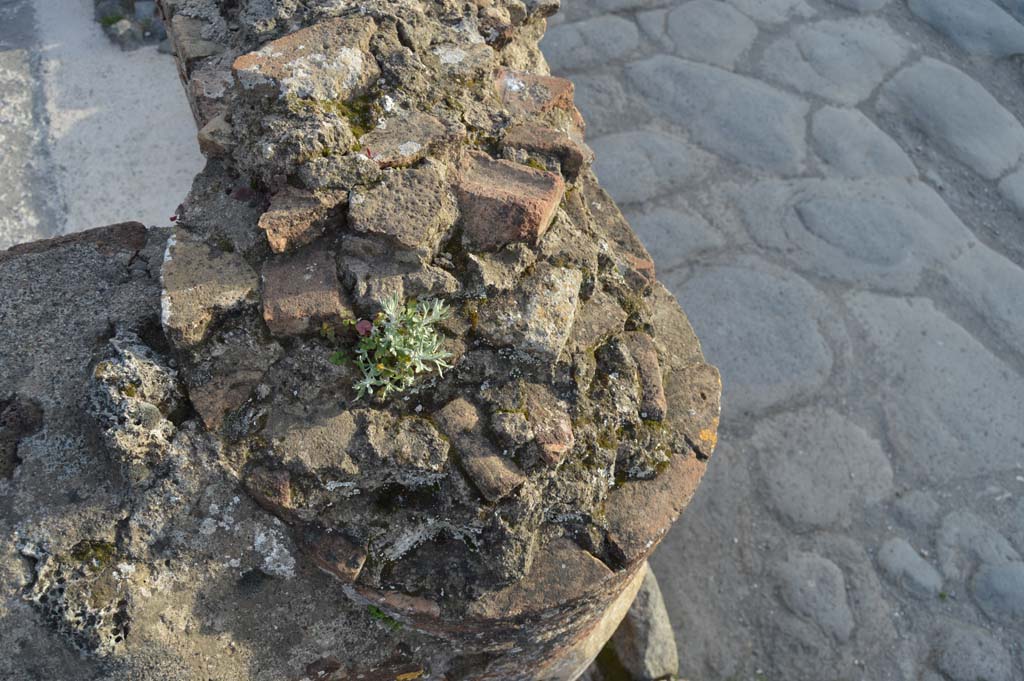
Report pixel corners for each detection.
[342,294,453,400]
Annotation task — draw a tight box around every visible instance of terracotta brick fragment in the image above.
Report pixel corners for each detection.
[625,332,667,422]
[502,122,594,180]
[525,386,575,466]
[301,525,367,583]
[261,246,353,337]
[456,150,565,252]
[359,111,465,168]
[258,187,345,254]
[494,68,577,118]
[353,585,442,620]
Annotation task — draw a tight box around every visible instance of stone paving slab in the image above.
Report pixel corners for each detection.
[543,0,1024,678]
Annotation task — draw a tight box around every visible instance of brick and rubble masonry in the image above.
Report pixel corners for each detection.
[0,1,721,680]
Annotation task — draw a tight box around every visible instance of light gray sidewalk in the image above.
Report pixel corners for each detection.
[542,0,1024,678]
[0,0,203,250]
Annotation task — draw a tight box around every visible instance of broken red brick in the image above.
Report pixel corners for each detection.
[261,246,353,337]
[258,187,345,254]
[494,68,577,118]
[456,150,565,252]
[502,123,594,180]
[525,386,575,466]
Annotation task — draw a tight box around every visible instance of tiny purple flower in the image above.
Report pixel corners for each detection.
[355,319,373,336]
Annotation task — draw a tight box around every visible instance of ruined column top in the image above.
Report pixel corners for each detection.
[0,1,720,678]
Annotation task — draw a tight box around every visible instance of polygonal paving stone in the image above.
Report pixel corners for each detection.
[732,178,970,292]
[761,17,911,105]
[827,0,890,9]
[627,56,809,174]
[590,131,712,205]
[846,293,1024,482]
[908,0,1024,58]
[724,0,815,24]
[753,407,893,531]
[878,58,1024,179]
[998,167,1024,217]
[774,552,855,642]
[542,16,640,72]
[673,257,838,414]
[665,0,758,68]
[628,205,725,271]
[934,621,1014,681]
[456,150,565,251]
[811,107,916,178]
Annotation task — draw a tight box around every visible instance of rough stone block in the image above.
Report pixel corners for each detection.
[359,111,465,168]
[495,68,578,119]
[160,228,260,348]
[258,187,346,253]
[434,398,526,502]
[348,162,456,257]
[232,17,379,103]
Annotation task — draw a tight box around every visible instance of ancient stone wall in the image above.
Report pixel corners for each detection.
[0,1,721,679]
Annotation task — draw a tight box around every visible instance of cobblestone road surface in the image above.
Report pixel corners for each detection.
[542,1,1024,678]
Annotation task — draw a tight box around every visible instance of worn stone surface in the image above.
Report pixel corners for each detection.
[160,227,260,348]
[608,566,679,680]
[760,17,910,105]
[541,0,1024,676]
[811,107,917,178]
[877,537,943,598]
[877,58,1024,179]
[590,131,710,205]
[627,56,809,174]
[754,407,892,531]
[664,0,757,68]
[775,552,855,643]
[908,0,1024,58]
[934,621,1015,681]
